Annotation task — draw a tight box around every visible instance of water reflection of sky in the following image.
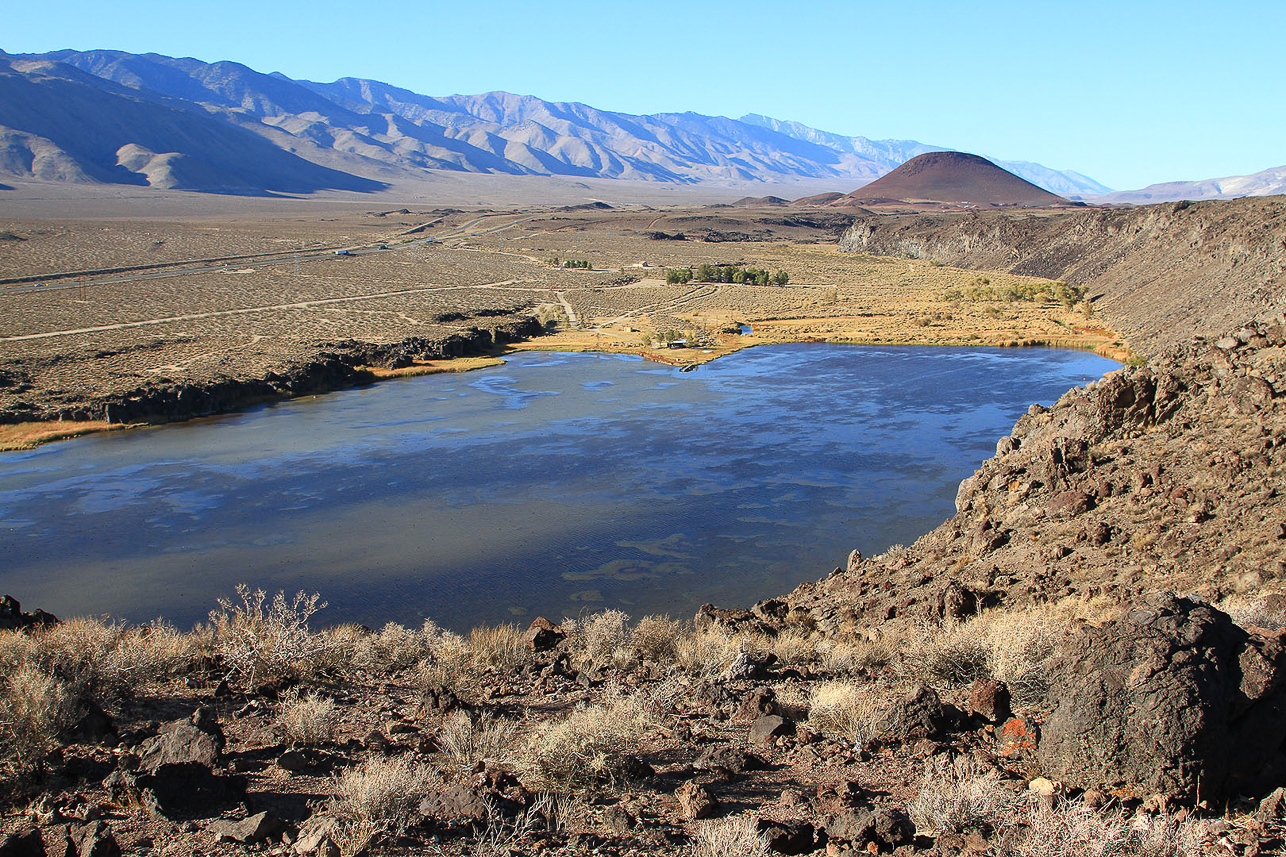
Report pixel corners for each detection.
[0,344,1117,631]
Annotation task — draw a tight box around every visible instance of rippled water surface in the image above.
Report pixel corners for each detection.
[0,345,1118,630]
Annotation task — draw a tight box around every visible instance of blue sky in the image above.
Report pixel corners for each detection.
[6,0,1283,191]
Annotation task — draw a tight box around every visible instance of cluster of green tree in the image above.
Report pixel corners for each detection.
[940,278,1086,309]
[694,264,789,285]
[562,259,593,269]
[665,268,694,284]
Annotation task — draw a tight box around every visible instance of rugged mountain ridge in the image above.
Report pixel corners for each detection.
[0,48,1105,194]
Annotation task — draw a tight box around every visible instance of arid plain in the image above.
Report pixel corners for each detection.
[0,196,1120,449]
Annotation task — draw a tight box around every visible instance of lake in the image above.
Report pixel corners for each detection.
[0,344,1118,631]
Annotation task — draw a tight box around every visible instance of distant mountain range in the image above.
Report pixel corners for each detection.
[1082,165,1286,204]
[0,48,1114,197]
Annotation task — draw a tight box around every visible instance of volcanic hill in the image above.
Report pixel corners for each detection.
[847,151,1069,206]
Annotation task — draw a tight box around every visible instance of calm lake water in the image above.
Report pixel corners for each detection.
[0,344,1118,631]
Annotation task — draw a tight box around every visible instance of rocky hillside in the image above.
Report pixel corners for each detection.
[839,195,1286,356]
[783,317,1286,632]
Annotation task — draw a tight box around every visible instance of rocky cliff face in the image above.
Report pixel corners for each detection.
[839,196,1286,356]
[782,316,1286,636]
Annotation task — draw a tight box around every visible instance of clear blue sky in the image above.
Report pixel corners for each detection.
[6,0,1283,191]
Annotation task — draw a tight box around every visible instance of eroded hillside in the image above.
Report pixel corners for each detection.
[839,196,1286,356]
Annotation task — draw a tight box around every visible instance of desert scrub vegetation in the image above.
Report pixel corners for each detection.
[0,617,207,702]
[690,814,772,857]
[897,599,1113,706]
[275,690,339,746]
[0,665,78,784]
[327,755,434,855]
[910,756,1206,856]
[522,682,675,788]
[807,680,891,747]
[436,709,520,775]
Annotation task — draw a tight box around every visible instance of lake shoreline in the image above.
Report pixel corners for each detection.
[0,320,1124,451]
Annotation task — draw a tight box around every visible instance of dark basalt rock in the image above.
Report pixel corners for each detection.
[1039,592,1286,802]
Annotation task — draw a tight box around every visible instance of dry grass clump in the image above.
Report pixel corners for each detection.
[0,617,207,702]
[328,755,433,855]
[910,756,1015,837]
[523,682,674,788]
[466,624,526,672]
[807,680,889,746]
[901,600,1111,707]
[629,614,686,664]
[691,814,771,857]
[1012,801,1206,857]
[275,691,339,746]
[208,585,331,688]
[436,709,520,775]
[674,627,742,680]
[911,757,1207,857]
[0,665,78,783]
[819,636,893,675]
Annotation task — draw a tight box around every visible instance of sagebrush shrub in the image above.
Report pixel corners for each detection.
[691,815,771,857]
[328,755,433,855]
[0,665,78,782]
[275,692,338,745]
[523,683,674,787]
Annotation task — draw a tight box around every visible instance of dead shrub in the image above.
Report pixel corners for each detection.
[12,617,208,702]
[910,756,1016,837]
[900,601,1104,707]
[208,585,330,687]
[352,622,431,674]
[572,609,630,667]
[691,814,771,857]
[275,691,338,746]
[1012,801,1207,857]
[328,755,433,855]
[674,627,741,680]
[630,615,685,664]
